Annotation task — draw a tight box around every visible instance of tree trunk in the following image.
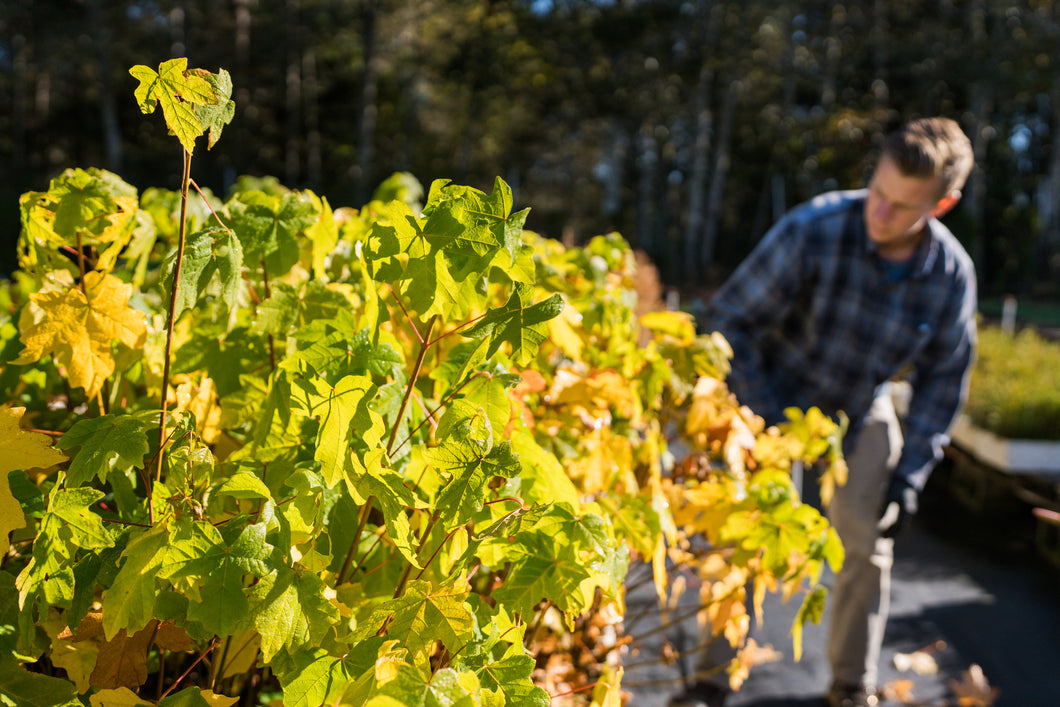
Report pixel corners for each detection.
[701,78,738,273]
[285,0,303,186]
[304,49,322,191]
[635,124,658,255]
[682,0,715,284]
[354,0,379,205]
[88,0,122,173]
[232,0,252,187]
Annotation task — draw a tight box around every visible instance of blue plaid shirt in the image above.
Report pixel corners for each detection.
[706,189,977,490]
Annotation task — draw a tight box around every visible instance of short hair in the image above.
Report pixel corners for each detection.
[882,117,974,197]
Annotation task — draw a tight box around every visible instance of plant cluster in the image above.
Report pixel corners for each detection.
[964,325,1060,440]
[1,60,845,707]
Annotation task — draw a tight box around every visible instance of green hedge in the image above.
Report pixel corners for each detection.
[964,325,1060,440]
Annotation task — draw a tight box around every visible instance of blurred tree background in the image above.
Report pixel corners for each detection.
[2,0,1060,306]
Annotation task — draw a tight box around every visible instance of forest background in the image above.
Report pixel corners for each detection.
[3,0,1060,310]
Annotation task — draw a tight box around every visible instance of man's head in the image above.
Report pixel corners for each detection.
[864,117,973,260]
[881,117,974,199]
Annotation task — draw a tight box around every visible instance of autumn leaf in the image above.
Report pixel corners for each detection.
[15,271,147,398]
[130,58,229,154]
[949,663,1000,706]
[0,405,68,555]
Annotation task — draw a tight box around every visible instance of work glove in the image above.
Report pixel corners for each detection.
[877,475,918,539]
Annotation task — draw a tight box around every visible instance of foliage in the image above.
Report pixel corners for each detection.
[964,325,1060,440]
[0,59,845,706]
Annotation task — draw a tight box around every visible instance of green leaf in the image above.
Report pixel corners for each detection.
[225,189,319,264]
[426,440,520,529]
[278,648,350,707]
[401,248,462,321]
[490,533,593,620]
[477,654,550,707]
[102,525,169,640]
[163,226,244,322]
[291,374,384,488]
[284,314,404,384]
[382,580,475,659]
[253,568,340,663]
[422,177,526,264]
[344,452,421,568]
[157,686,212,707]
[49,487,114,550]
[166,520,272,637]
[213,470,272,501]
[461,284,564,366]
[192,68,235,150]
[129,58,225,154]
[252,282,300,335]
[56,414,150,487]
[0,657,80,707]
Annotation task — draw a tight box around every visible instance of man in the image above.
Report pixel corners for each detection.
[670,117,977,707]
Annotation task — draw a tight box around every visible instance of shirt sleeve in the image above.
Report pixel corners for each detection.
[897,259,978,491]
[704,210,809,424]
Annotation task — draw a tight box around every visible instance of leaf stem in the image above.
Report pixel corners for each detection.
[414,525,464,581]
[189,178,229,229]
[159,637,217,700]
[386,314,438,458]
[155,148,194,524]
[260,259,276,371]
[338,495,375,585]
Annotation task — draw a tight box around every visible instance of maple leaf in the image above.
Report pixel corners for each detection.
[426,439,520,529]
[18,168,139,277]
[0,405,68,555]
[382,579,475,659]
[129,58,229,154]
[462,283,564,366]
[15,271,147,398]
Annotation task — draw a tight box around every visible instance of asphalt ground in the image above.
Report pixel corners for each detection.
[620,467,1060,707]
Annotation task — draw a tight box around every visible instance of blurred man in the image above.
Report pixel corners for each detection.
[670,117,977,707]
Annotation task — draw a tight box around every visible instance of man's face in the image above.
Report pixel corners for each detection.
[863,155,945,258]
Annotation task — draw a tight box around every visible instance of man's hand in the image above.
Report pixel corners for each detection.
[878,476,918,539]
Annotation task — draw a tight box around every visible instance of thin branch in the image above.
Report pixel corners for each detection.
[159,638,218,700]
[386,315,439,458]
[155,148,194,524]
[189,178,229,229]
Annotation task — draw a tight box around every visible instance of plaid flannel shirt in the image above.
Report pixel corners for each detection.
[705,189,977,491]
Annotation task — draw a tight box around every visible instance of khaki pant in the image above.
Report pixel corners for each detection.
[696,389,902,691]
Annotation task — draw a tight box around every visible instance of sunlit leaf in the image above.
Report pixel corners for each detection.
[130,58,226,154]
[14,271,147,398]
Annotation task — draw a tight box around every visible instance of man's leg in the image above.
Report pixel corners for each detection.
[827,391,903,693]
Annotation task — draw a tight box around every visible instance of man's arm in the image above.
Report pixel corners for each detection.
[893,261,978,498]
[705,211,808,424]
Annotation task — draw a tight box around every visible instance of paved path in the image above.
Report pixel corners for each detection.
[621,479,1060,707]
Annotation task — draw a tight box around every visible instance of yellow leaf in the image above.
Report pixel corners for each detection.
[172,374,223,443]
[89,687,152,707]
[200,690,240,706]
[0,405,68,555]
[589,664,624,707]
[218,630,262,681]
[639,310,696,343]
[50,638,100,693]
[546,304,585,360]
[15,271,147,398]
